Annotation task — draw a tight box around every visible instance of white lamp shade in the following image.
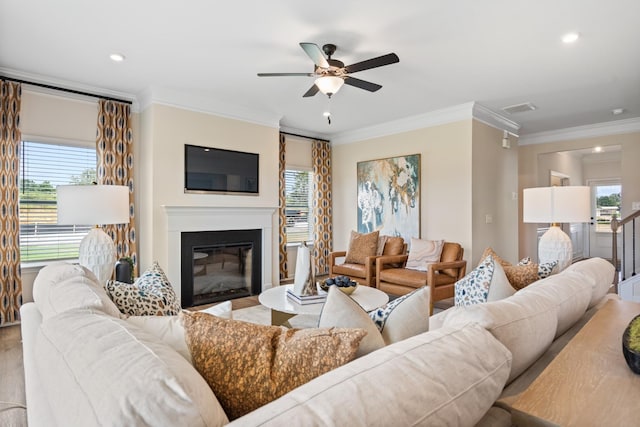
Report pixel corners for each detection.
[523,186,591,224]
[57,185,130,225]
[315,76,344,95]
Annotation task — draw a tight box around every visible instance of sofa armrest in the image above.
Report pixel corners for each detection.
[427,260,467,283]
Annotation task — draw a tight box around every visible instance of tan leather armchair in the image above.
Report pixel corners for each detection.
[376,242,467,313]
[330,237,407,287]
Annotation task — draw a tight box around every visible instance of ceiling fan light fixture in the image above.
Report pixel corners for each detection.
[315,76,344,96]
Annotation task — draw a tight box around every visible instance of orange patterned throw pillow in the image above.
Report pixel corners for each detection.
[344,230,380,264]
[181,311,366,420]
[480,248,538,290]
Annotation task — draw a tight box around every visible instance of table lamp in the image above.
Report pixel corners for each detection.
[57,185,130,285]
[523,186,590,272]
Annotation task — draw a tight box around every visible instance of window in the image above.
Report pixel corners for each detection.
[594,183,622,233]
[19,141,97,262]
[284,169,313,244]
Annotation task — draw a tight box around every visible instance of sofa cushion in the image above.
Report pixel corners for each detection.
[344,230,380,264]
[33,262,122,320]
[442,291,558,383]
[564,257,615,308]
[229,323,512,427]
[182,311,365,420]
[406,238,444,271]
[518,271,591,338]
[318,286,386,357]
[105,261,181,316]
[455,256,514,306]
[35,309,228,427]
[383,236,405,256]
[379,267,427,288]
[331,262,369,279]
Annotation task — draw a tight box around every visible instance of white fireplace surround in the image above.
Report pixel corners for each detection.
[163,206,277,300]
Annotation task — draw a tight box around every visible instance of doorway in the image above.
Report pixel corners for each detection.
[587,179,622,260]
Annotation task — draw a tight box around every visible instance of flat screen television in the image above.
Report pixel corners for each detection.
[184,144,259,195]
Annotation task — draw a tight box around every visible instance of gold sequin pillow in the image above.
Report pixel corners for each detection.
[181,311,366,420]
[480,247,539,290]
[344,230,380,264]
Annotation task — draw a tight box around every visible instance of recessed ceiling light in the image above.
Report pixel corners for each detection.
[612,108,625,115]
[593,146,602,153]
[562,32,580,44]
[322,111,330,117]
[109,53,125,62]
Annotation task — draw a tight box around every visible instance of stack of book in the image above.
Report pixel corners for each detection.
[286,289,327,305]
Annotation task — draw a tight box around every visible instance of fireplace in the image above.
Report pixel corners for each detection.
[181,229,262,307]
[163,206,276,306]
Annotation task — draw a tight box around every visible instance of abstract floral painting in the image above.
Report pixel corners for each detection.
[357,154,420,243]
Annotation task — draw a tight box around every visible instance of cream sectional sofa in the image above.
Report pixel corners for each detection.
[20,258,615,426]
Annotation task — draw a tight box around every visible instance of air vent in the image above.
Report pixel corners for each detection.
[502,102,537,114]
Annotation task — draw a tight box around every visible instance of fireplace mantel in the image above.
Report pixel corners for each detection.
[163,205,277,299]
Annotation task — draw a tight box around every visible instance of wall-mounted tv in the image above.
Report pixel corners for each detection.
[184,144,259,195]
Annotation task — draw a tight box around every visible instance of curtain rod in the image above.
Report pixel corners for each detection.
[0,75,133,105]
[281,131,330,143]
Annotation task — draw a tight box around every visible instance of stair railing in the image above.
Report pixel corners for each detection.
[611,210,640,291]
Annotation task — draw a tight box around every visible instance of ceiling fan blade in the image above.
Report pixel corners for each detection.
[300,42,330,69]
[343,76,382,92]
[344,53,399,74]
[257,72,315,77]
[302,84,319,97]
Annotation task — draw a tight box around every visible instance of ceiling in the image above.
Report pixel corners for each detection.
[2,0,639,141]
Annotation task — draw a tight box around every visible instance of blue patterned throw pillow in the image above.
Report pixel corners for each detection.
[105,261,181,316]
[454,255,495,306]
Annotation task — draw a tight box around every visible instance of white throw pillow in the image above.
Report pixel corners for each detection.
[455,255,515,306]
[405,238,444,271]
[319,286,430,353]
[126,301,233,364]
[318,287,385,357]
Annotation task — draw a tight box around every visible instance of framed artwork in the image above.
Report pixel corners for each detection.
[357,154,420,243]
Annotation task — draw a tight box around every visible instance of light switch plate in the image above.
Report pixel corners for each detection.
[633,202,640,210]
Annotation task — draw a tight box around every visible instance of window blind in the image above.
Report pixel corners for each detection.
[19,141,96,262]
[284,169,313,243]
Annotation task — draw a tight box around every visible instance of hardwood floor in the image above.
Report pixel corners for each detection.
[0,324,27,427]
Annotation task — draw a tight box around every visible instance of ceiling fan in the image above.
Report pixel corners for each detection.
[257,42,399,98]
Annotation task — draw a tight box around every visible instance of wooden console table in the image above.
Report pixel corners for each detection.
[512,299,640,426]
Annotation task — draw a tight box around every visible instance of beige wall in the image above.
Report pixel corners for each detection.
[518,131,640,261]
[471,121,519,265]
[537,151,584,187]
[138,104,280,282]
[332,120,473,262]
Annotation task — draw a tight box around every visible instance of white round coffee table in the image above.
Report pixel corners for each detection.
[259,284,389,327]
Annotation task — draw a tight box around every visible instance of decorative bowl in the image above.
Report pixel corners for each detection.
[622,315,640,375]
[338,283,358,295]
[320,276,358,295]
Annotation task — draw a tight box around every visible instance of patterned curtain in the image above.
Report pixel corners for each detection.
[0,81,22,325]
[312,139,333,275]
[278,133,288,280]
[96,100,138,276]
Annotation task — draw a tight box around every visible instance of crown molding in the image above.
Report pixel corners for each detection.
[330,102,476,145]
[139,86,281,129]
[519,117,640,145]
[0,67,139,111]
[330,102,519,145]
[278,125,330,141]
[472,103,521,136]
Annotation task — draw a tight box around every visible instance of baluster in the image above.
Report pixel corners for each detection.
[633,218,637,276]
[623,224,626,281]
